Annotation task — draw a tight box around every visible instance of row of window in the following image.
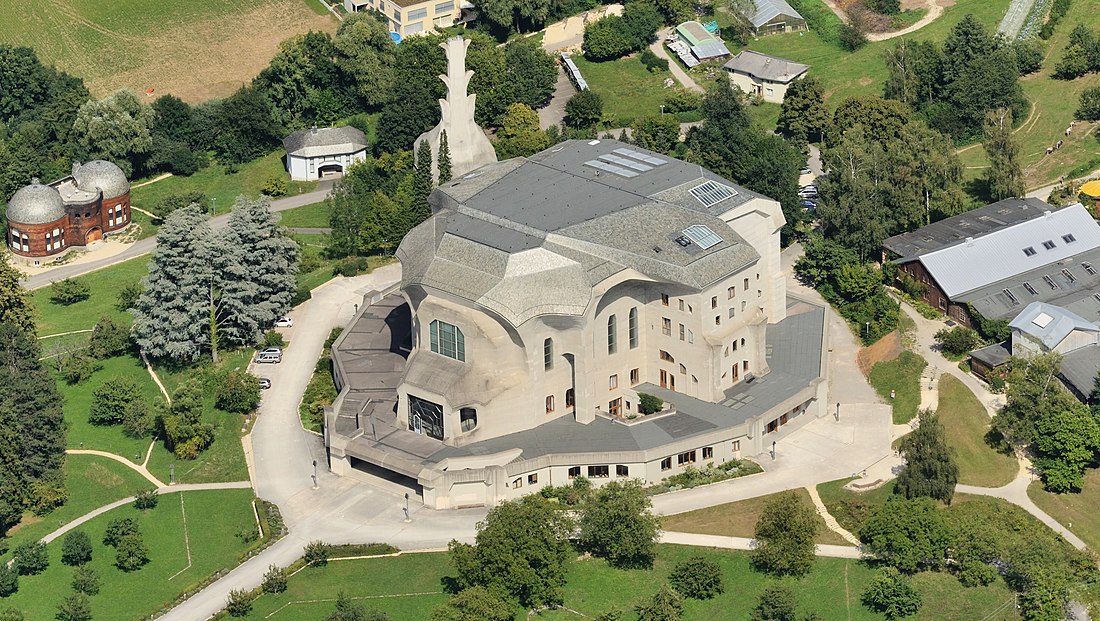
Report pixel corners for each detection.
[9,229,67,253]
[606,308,640,354]
[568,464,629,479]
[107,205,128,228]
[1001,264,1095,306]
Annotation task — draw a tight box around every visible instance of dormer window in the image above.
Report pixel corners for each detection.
[1023,247,1037,257]
[1042,240,1056,250]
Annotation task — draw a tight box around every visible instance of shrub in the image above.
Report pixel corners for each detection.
[61,353,101,384]
[304,540,329,566]
[565,90,604,129]
[333,256,371,277]
[103,517,139,547]
[152,192,207,219]
[639,49,668,72]
[11,542,48,575]
[50,278,90,305]
[867,0,899,13]
[669,556,724,599]
[861,567,922,619]
[261,564,288,594]
[663,88,701,114]
[134,489,159,510]
[71,566,101,596]
[263,330,286,348]
[215,370,261,413]
[61,530,93,566]
[635,584,683,621]
[88,315,131,358]
[89,377,140,425]
[638,393,663,415]
[116,281,143,311]
[261,176,288,197]
[123,399,152,438]
[934,326,981,357]
[115,533,150,571]
[226,589,254,617]
[28,475,67,515]
[0,564,17,597]
[291,284,312,306]
[0,607,22,621]
[839,21,867,51]
[1078,86,1100,121]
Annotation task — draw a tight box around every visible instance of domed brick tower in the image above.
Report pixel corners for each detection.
[68,160,132,242]
[5,179,69,264]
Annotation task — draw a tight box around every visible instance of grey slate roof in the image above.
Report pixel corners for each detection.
[920,203,1100,299]
[723,51,809,83]
[72,160,129,199]
[883,197,1053,262]
[398,139,773,327]
[745,0,804,28]
[1009,301,1100,350]
[429,300,824,462]
[964,245,1100,321]
[970,341,1011,367]
[6,181,65,225]
[1059,344,1100,398]
[283,126,368,158]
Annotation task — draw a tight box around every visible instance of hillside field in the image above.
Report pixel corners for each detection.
[0,0,335,102]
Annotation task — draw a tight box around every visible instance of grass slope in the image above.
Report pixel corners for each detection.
[4,455,151,552]
[868,350,927,424]
[277,201,330,228]
[240,544,1016,620]
[1028,468,1100,552]
[935,375,1016,487]
[569,54,682,128]
[660,488,851,545]
[1,489,259,621]
[31,257,149,338]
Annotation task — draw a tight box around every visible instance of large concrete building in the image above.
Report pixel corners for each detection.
[343,0,475,37]
[325,139,828,508]
[5,160,132,265]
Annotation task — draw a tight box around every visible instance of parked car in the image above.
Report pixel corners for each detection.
[254,352,281,364]
[800,199,817,209]
[258,377,271,389]
[798,187,818,198]
[799,166,812,175]
[274,317,293,328]
[261,347,282,356]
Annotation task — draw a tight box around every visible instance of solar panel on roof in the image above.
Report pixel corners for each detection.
[599,154,652,172]
[682,224,723,250]
[689,180,737,207]
[612,148,667,166]
[583,159,638,178]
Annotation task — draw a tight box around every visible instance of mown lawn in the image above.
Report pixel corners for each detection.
[30,256,149,337]
[1028,468,1100,552]
[4,455,151,552]
[130,152,316,215]
[239,544,1017,620]
[868,350,927,424]
[1,489,260,621]
[277,201,330,228]
[816,477,897,534]
[935,375,1016,488]
[660,488,851,545]
[569,54,682,128]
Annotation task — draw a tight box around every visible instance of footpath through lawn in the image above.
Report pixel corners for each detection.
[935,375,1017,488]
[660,488,851,545]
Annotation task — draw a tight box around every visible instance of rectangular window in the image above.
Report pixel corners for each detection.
[732,440,740,452]
[435,0,454,11]
[662,317,672,336]
[687,330,693,344]
[630,368,639,385]
[715,316,720,326]
[743,360,749,371]
[609,374,618,389]
[679,324,685,340]
[1086,262,1097,275]
[744,278,749,290]
[544,338,553,370]
[1023,282,1038,295]
[546,395,555,413]
[1063,268,1077,283]
[588,465,609,478]
[609,398,622,416]
[408,7,427,19]
[1003,288,1019,304]
[1023,247,1037,257]
[661,293,669,306]
[1042,240,1056,250]
[393,8,401,19]
[728,308,735,319]
[679,363,686,375]
[566,388,575,408]
[660,457,672,471]
[1064,234,1077,244]
[728,286,735,299]
[677,450,696,465]
[678,299,685,311]
[711,296,718,309]
[568,466,581,478]
[607,315,617,354]
[616,465,629,477]
[430,320,465,361]
[528,473,538,484]
[703,447,713,459]
[629,308,638,349]
[1043,275,1059,290]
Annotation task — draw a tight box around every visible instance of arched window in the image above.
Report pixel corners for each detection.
[628,307,638,349]
[544,338,553,370]
[429,320,465,361]
[607,314,617,354]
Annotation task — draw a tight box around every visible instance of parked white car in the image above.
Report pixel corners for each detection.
[275,317,293,328]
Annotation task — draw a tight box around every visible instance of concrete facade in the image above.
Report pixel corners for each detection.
[283,126,368,182]
[324,140,829,509]
[723,51,808,104]
[344,0,472,36]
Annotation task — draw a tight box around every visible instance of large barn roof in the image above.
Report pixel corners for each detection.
[746,0,804,28]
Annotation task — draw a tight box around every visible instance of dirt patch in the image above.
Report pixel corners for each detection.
[857,330,903,376]
[81,1,336,102]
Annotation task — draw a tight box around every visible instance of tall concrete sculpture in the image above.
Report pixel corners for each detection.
[414,37,497,181]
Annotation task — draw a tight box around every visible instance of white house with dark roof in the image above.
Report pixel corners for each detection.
[323,139,830,509]
[723,51,809,103]
[282,126,368,181]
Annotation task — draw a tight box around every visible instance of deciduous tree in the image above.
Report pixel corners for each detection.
[334,12,397,108]
[635,584,683,621]
[750,584,798,621]
[982,107,1023,201]
[668,556,724,599]
[72,90,154,177]
[565,90,604,129]
[859,497,951,573]
[862,567,921,620]
[896,409,958,504]
[580,480,660,569]
[752,491,817,576]
[54,593,92,621]
[0,255,34,334]
[430,586,514,621]
[778,77,828,143]
[89,377,140,425]
[61,530,93,566]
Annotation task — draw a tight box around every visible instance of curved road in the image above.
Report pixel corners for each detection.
[23,182,334,291]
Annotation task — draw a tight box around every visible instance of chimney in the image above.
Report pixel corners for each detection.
[966,236,974,246]
[310,125,318,135]
[1044,210,1052,219]
[71,161,81,176]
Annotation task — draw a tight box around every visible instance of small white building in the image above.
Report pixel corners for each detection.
[282,126,369,182]
[723,50,809,104]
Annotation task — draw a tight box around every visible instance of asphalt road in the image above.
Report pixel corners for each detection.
[23,182,334,291]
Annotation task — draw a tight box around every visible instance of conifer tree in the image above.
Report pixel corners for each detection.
[0,254,34,335]
[438,130,452,183]
[413,139,434,222]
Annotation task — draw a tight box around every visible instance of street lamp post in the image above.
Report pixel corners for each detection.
[312,459,318,489]
[403,493,411,522]
[835,402,840,421]
[211,197,216,216]
[771,441,776,460]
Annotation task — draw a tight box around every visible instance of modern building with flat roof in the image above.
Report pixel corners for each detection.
[324,139,829,508]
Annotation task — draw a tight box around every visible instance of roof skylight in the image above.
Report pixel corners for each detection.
[681,224,723,250]
[689,181,737,207]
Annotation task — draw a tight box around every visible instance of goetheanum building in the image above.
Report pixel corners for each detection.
[5,160,132,265]
[325,139,829,508]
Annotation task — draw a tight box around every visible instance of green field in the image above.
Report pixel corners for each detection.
[570,54,694,128]
[278,201,330,228]
[660,488,851,545]
[1,488,261,621]
[131,152,317,215]
[31,257,149,338]
[240,544,1017,620]
[935,375,1017,488]
[4,455,151,553]
[0,0,335,102]
[868,350,927,424]
[1028,468,1100,552]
